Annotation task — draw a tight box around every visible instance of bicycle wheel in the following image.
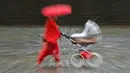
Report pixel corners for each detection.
[71,53,85,68]
[85,52,103,68]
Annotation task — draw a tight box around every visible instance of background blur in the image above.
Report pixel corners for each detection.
[4,0,130,26]
[2,0,130,73]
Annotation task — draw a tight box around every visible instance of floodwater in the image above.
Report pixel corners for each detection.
[0,26,130,73]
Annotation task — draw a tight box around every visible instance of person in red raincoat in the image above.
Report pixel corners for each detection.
[36,16,62,68]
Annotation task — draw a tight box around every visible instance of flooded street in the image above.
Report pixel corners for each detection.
[0,26,130,73]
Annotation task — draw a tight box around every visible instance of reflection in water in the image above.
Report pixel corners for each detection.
[36,66,60,73]
[35,66,99,73]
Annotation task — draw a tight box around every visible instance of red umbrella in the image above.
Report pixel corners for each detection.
[41,4,72,17]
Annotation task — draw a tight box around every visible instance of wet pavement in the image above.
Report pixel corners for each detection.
[0,26,130,73]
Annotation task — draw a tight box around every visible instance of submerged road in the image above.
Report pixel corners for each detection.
[0,26,130,73]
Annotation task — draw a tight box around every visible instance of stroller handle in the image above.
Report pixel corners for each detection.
[61,32,89,47]
[61,32,70,39]
[61,32,81,46]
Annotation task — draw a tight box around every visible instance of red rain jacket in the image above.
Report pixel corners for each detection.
[43,18,61,44]
[37,18,61,64]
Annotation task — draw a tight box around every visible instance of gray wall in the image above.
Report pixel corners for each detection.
[4,0,130,25]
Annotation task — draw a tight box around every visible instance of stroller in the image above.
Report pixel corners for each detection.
[61,32,103,68]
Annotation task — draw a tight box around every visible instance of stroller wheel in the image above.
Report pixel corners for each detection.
[71,53,85,68]
[85,52,103,68]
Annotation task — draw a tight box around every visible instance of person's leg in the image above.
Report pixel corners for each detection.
[52,43,63,67]
[37,42,50,65]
